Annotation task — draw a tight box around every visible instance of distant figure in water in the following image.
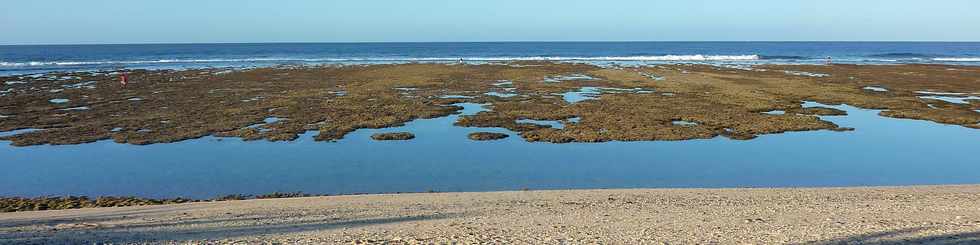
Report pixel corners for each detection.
[120,73,128,87]
[826,56,833,64]
[458,58,464,64]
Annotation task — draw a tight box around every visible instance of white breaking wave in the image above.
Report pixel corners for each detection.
[451,55,762,61]
[932,57,980,62]
[0,58,334,67]
[0,55,763,67]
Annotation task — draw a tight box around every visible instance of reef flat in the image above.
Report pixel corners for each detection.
[370,132,415,141]
[468,132,510,141]
[0,63,978,146]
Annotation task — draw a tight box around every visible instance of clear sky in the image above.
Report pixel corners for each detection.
[2,0,978,44]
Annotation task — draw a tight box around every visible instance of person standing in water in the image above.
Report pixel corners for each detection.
[120,73,128,87]
[826,56,832,64]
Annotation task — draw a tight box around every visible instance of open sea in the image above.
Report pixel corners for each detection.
[1,42,979,75]
[2,42,980,198]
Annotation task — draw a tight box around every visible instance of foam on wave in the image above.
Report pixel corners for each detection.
[932,57,980,62]
[0,55,764,67]
[759,55,809,60]
[0,58,325,67]
[868,53,935,58]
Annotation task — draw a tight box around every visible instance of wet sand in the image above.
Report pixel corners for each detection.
[2,185,980,244]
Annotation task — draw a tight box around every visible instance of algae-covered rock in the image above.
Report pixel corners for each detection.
[468,132,509,141]
[795,107,848,116]
[2,63,978,146]
[371,132,415,141]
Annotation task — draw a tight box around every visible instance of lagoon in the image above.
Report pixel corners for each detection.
[1,102,979,199]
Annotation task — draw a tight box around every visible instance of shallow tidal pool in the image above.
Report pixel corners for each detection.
[2,102,980,199]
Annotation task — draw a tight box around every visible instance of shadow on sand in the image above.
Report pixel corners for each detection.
[0,209,465,243]
[802,227,980,244]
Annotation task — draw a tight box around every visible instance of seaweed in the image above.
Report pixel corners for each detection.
[370,132,415,141]
[468,132,509,141]
[0,63,977,146]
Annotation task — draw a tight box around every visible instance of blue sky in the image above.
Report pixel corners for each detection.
[2,0,978,44]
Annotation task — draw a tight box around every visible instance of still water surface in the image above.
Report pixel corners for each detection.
[2,102,979,198]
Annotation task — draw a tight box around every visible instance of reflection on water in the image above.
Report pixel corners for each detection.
[244,117,285,132]
[560,87,655,103]
[0,128,42,138]
[671,120,699,126]
[484,91,518,98]
[915,91,980,105]
[439,95,474,99]
[2,102,980,199]
[492,80,513,86]
[784,71,830,77]
[560,87,601,103]
[516,119,565,129]
[863,86,889,92]
[919,95,980,104]
[544,74,596,83]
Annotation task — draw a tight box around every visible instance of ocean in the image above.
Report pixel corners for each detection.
[1,42,979,75]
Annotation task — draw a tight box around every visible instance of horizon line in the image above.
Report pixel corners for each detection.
[3,40,980,46]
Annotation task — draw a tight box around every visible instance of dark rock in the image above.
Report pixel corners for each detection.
[468,132,509,141]
[371,132,415,141]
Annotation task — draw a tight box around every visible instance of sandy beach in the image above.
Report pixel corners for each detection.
[2,185,980,244]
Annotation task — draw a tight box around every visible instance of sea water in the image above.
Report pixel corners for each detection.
[2,102,979,199]
[2,42,980,75]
